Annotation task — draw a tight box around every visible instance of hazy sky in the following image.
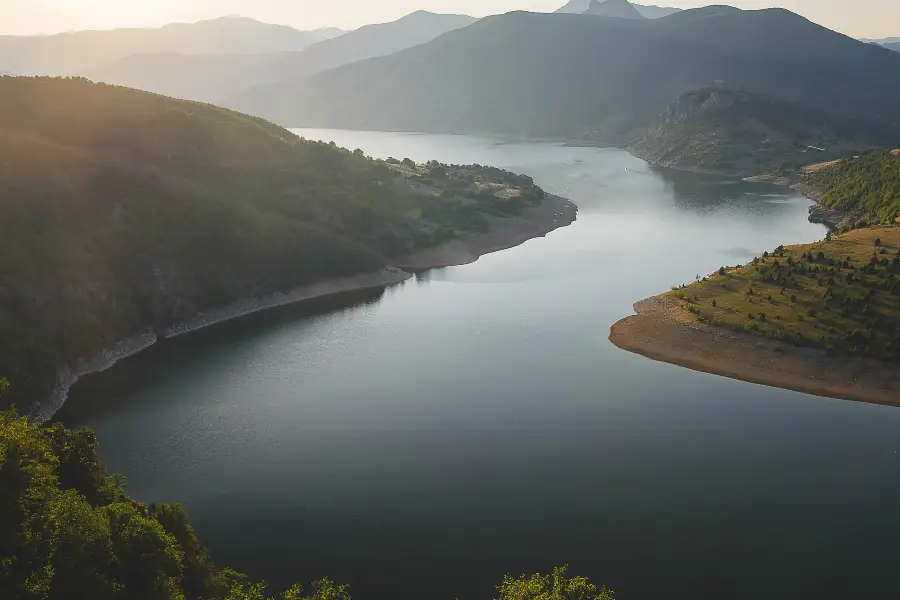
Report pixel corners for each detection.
[1,0,897,38]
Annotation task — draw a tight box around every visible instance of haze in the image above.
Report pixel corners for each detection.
[2,0,897,38]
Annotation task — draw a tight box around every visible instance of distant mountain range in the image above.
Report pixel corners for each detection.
[233,7,900,145]
[555,0,681,19]
[84,11,477,105]
[885,42,900,52]
[583,0,645,19]
[0,17,342,75]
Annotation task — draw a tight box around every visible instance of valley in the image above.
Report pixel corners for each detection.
[3,2,900,600]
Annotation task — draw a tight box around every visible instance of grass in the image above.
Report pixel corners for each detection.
[669,227,900,360]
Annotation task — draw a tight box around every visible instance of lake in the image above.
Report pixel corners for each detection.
[60,130,900,599]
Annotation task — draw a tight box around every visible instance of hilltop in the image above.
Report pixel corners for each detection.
[583,0,645,19]
[628,89,895,176]
[555,0,680,18]
[0,77,573,415]
[234,8,900,144]
[611,228,900,406]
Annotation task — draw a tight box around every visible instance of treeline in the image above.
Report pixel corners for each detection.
[0,77,543,410]
[805,150,900,224]
[0,387,613,599]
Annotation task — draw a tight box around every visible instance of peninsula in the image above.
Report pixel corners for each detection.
[610,227,900,406]
[0,77,576,418]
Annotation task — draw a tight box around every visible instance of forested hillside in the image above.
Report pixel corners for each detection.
[0,396,613,600]
[0,77,547,412]
[628,89,893,175]
[804,150,900,224]
[234,8,900,143]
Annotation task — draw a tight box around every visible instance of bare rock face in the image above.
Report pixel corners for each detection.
[645,89,742,137]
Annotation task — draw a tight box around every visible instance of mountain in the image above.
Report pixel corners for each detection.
[0,17,340,75]
[628,88,895,175]
[555,0,680,18]
[633,4,682,19]
[886,42,900,52]
[583,0,646,19]
[86,11,477,105]
[0,77,551,411]
[84,53,267,103]
[234,8,900,144]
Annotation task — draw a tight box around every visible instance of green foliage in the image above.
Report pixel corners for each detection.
[672,228,900,359]
[805,150,900,223]
[495,566,614,600]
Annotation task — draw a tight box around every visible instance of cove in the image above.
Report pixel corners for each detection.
[59,131,900,600]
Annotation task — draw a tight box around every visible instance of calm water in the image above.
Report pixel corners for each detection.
[61,131,900,600]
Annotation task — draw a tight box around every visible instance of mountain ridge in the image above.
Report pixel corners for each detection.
[233,8,900,144]
[0,16,340,75]
[86,11,477,105]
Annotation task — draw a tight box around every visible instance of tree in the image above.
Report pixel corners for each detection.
[495,566,614,600]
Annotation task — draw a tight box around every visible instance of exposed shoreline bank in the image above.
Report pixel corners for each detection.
[609,294,900,408]
[40,195,578,421]
[393,194,577,270]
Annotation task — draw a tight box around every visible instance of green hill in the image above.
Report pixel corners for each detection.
[669,228,900,360]
[233,8,900,144]
[804,150,900,225]
[628,89,894,175]
[0,77,549,412]
[0,398,612,600]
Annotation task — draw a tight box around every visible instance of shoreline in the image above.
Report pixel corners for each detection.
[392,194,577,270]
[609,294,900,408]
[40,195,578,421]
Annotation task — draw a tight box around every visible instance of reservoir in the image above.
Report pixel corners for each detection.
[60,131,900,599]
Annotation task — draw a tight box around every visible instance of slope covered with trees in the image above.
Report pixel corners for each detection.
[0,396,613,600]
[0,77,550,412]
[804,150,900,224]
[234,8,900,144]
[628,89,894,175]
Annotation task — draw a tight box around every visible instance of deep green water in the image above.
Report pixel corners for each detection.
[61,131,900,600]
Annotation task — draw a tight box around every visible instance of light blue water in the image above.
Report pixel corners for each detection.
[62,131,900,600]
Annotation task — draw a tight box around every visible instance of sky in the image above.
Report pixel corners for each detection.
[0,0,897,39]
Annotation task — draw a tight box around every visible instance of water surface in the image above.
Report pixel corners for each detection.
[62,131,900,600]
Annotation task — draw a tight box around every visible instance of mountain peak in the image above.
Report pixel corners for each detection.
[583,0,646,20]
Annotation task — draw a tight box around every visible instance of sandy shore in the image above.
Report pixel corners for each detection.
[609,294,900,408]
[392,194,577,270]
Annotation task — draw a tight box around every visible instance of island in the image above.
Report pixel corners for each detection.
[610,227,900,406]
